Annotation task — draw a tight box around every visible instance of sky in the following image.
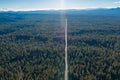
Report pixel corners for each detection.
[0,0,120,11]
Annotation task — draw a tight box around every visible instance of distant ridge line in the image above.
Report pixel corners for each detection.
[0,7,120,12]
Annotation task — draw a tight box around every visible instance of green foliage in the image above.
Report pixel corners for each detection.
[0,11,120,80]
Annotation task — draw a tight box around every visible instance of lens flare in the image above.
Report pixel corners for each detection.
[61,0,65,9]
[60,0,68,80]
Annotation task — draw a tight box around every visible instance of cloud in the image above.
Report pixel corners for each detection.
[114,1,120,4]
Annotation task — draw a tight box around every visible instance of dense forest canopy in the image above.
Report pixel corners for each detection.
[0,8,120,80]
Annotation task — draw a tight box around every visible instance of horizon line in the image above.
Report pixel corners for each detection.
[0,7,120,12]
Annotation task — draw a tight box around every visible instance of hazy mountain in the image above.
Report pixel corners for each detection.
[0,7,120,15]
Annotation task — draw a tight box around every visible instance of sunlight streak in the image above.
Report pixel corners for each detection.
[60,0,68,80]
[61,0,65,9]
